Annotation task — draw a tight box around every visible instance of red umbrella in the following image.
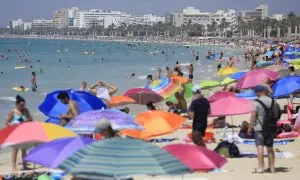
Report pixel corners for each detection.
[164,144,227,171]
[208,91,235,103]
[210,96,253,117]
[123,88,163,105]
[236,69,280,89]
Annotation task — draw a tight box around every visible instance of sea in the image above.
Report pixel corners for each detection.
[0,38,246,128]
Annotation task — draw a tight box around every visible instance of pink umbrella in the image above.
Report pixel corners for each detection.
[210,96,253,117]
[236,69,280,89]
[163,144,227,171]
[123,88,163,105]
[208,91,235,103]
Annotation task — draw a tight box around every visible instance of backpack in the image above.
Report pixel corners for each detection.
[214,141,240,158]
[255,99,280,135]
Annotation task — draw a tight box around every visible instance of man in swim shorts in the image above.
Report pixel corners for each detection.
[31,72,37,92]
[57,92,79,126]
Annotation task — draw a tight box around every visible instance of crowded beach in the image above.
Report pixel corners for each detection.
[1,39,300,180]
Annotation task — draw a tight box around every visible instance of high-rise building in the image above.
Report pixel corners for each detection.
[53,9,68,29]
[32,19,53,28]
[67,6,79,27]
[239,4,269,22]
[9,19,23,29]
[167,7,236,29]
[74,9,130,29]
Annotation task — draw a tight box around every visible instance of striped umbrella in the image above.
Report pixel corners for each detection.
[58,137,190,179]
[147,77,180,99]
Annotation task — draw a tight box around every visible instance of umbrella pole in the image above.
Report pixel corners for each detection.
[231,116,234,142]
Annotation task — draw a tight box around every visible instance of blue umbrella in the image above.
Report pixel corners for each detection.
[58,137,190,179]
[273,76,300,98]
[229,72,246,80]
[39,89,107,120]
[264,51,275,57]
[236,89,257,100]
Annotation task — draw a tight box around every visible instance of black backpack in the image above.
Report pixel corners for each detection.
[214,141,240,158]
[255,99,280,135]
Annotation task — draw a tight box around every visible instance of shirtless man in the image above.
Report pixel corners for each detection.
[186,64,194,81]
[157,68,162,79]
[89,81,118,108]
[31,72,37,92]
[166,66,172,77]
[175,61,181,72]
[57,92,78,126]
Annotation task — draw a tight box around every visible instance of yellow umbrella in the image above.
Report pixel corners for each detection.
[220,77,236,86]
[217,67,240,76]
[200,80,220,90]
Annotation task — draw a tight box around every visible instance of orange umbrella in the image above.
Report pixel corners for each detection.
[170,76,190,85]
[110,96,136,107]
[121,110,185,140]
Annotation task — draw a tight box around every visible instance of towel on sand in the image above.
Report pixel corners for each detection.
[240,152,294,159]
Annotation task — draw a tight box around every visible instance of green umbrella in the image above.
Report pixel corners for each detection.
[220,77,236,86]
[290,58,300,65]
[58,137,190,179]
[200,80,220,90]
[167,83,193,103]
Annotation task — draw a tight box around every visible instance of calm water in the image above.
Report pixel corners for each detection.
[0,38,244,127]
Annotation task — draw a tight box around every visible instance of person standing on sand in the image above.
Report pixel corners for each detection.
[175,84,187,113]
[166,66,172,77]
[31,72,37,92]
[157,68,162,79]
[5,95,33,172]
[247,85,281,173]
[188,86,210,147]
[57,92,79,126]
[186,64,194,81]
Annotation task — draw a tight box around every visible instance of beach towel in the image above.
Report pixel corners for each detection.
[241,138,295,145]
[240,152,294,159]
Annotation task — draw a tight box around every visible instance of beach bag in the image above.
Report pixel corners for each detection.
[255,99,280,135]
[214,141,240,158]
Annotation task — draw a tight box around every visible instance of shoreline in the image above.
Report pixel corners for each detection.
[0,34,237,46]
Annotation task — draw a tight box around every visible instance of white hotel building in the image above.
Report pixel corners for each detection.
[167,7,237,29]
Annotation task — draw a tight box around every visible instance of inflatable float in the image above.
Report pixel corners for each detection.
[14,66,26,70]
[12,87,29,92]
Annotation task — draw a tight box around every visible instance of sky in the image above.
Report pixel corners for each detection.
[0,0,299,27]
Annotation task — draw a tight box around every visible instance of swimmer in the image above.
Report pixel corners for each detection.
[68,66,71,70]
[40,68,43,73]
[31,72,37,92]
[59,58,61,62]
[131,73,135,78]
[30,66,33,69]
[186,64,194,81]
[1,72,3,74]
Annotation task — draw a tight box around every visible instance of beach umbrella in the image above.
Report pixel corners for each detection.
[66,109,143,134]
[147,77,181,99]
[200,80,220,90]
[167,83,193,103]
[110,96,135,107]
[216,66,240,76]
[220,77,236,86]
[163,144,227,171]
[236,89,257,100]
[272,76,300,98]
[264,51,275,57]
[236,69,280,89]
[210,96,253,117]
[208,91,235,103]
[0,122,76,149]
[229,71,246,80]
[170,76,190,85]
[24,137,93,168]
[58,138,190,179]
[121,110,185,140]
[123,88,163,105]
[39,89,107,119]
[290,58,300,65]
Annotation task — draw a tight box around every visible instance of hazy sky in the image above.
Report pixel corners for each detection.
[0,0,299,26]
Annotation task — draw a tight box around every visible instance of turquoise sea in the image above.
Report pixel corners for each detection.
[0,38,245,127]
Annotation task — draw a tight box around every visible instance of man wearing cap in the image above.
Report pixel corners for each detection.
[248,85,280,173]
[188,86,211,147]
